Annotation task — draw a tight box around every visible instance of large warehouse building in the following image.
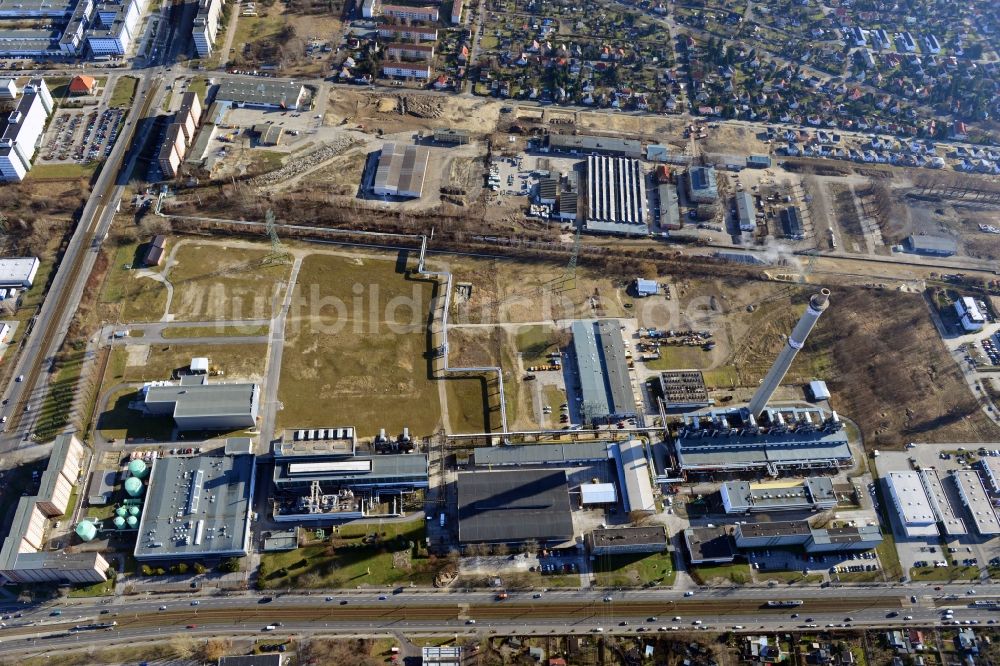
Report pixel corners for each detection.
[457,469,574,545]
[134,449,255,561]
[571,319,637,424]
[584,155,648,235]
[372,142,430,198]
[885,471,939,537]
[673,406,851,475]
[215,79,307,110]
[139,375,260,432]
[952,470,1000,536]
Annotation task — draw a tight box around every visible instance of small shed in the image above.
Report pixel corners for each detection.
[809,380,831,401]
[190,357,210,375]
[580,482,617,505]
[633,278,659,297]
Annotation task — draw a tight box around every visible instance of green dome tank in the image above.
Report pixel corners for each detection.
[75,521,97,542]
[128,506,140,516]
[115,507,128,517]
[124,476,143,497]
[126,515,138,528]
[127,459,148,479]
[113,516,126,529]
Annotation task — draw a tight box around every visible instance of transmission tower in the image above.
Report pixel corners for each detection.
[560,221,582,289]
[262,208,292,265]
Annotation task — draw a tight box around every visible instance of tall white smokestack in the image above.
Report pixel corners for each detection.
[747,288,830,419]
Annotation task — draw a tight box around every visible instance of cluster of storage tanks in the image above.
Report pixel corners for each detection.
[74,458,150,541]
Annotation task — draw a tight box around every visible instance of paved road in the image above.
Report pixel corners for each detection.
[0,585,996,656]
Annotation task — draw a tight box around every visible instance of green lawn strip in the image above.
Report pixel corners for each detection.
[161,324,270,339]
[109,76,138,107]
[592,550,675,587]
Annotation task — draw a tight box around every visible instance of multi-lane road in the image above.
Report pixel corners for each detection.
[0,586,996,656]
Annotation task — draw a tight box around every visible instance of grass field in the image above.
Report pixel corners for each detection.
[592,551,675,587]
[68,576,114,597]
[34,346,86,441]
[258,518,440,589]
[514,324,561,364]
[29,162,101,181]
[99,242,169,322]
[109,76,138,108]
[690,562,751,585]
[110,343,269,383]
[444,327,530,432]
[757,570,824,585]
[643,345,715,371]
[444,377,488,434]
[277,252,441,437]
[167,243,292,321]
[161,324,270,339]
[187,77,209,102]
[909,565,980,582]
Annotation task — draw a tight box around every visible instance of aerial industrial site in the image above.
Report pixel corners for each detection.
[0,0,998,662]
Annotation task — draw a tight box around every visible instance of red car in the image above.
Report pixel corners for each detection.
[186,624,197,629]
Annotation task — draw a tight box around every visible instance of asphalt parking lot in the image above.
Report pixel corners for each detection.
[41,107,122,164]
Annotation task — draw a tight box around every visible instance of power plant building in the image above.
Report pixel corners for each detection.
[139,375,260,432]
[571,319,636,423]
[372,142,430,198]
[584,155,648,235]
[720,477,837,513]
[134,449,255,560]
[673,406,850,475]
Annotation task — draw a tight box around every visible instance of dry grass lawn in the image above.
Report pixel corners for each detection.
[167,242,293,321]
[276,251,442,437]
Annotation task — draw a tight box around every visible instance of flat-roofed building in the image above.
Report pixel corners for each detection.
[918,468,967,536]
[734,520,813,548]
[88,469,117,505]
[885,471,938,537]
[686,166,718,203]
[544,134,642,158]
[806,524,883,552]
[952,470,1000,536]
[139,375,259,432]
[35,434,84,517]
[747,155,771,169]
[720,477,837,514]
[457,469,574,545]
[615,439,655,514]
[658,370,710,409]
[735,191,756,232]
[134,449,255,560]
[781,206,803,239]
[473,441,612,467]
[905,234,956,256]
[580,482,617,506]
[0,78,17,99]
[955,297,986,332]
[372,142,430,198]
[979,457,1000,496]
[585,155,647,235]
[158,122,186,177]
[586,525,667,555]
[683,525,736,563]
[0,257,40,288]
[191,0,222,56]
[176,91,202,143]
[657,183,681,230]
[0,78,53,182]
[423,646,464,666]
[674,407,851,474]
[571,319,636,424]
[216,79,306,110]
[433,128,470,145]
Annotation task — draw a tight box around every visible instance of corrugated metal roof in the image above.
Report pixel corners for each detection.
[580,482,617,504]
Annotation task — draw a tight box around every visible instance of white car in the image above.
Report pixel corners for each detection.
[684,591,694,597]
